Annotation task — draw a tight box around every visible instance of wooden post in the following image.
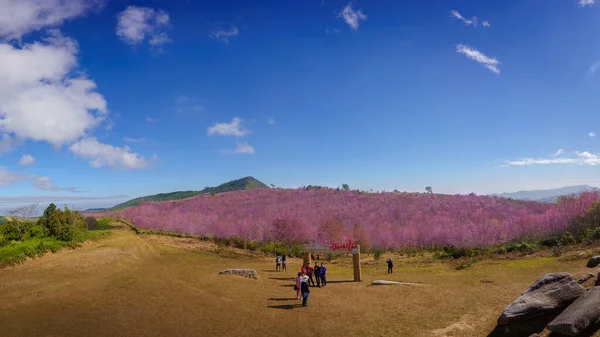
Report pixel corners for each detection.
[303,251,311,267]
[353,244,362,282]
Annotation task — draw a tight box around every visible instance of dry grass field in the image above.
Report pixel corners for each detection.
[1,222,599,337]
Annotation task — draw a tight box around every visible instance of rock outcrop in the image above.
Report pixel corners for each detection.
[497,272,585,325]
[578,273,594,284]
[587,256,600,268]
[547,286,600,336]
[219,269,259,279]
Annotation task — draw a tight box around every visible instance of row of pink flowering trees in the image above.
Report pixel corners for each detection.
[90,189,600,248]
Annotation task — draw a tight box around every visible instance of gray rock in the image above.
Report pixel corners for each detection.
[547,286,600,336]
[497,272,585,325]
[587,256,600,268]
[219,269,259,279]
[578,273,595,284]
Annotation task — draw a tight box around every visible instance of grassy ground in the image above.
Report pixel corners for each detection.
[0,221,599,337]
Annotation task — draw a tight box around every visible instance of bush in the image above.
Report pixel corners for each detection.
[85,217,98,230]
[373,247,384,261]
[560,232,576,246]
[540,237,560,247]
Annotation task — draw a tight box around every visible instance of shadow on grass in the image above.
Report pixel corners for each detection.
[325,280,355,284]
[487,314,557,337]
[268,297,298,301]
[269,277,295,281]
[268,304,304,310]
[279,284,295,288]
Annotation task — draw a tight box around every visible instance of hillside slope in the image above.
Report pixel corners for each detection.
[109,177,268,210]
[490,185,597,202]
[94,189,599,248]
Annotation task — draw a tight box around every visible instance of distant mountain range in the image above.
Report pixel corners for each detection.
[86,176,269,212]
[490,185,598,203]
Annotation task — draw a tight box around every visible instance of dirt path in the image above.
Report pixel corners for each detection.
[1,224,599,337]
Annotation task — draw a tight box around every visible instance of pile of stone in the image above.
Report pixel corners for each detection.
[218,269,259,279]
[495,256,600,336]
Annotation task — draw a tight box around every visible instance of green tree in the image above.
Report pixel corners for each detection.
[425,186,433,194]
[342,183,349,191]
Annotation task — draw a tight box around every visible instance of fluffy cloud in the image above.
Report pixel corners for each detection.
[0,30,107,148]
[506,151,600,166]
[449,10,477,27]
[207,118,249,136]
[553,149,564,156]
[0,0,103,41]
[579,0,595,7]
[69,137,152,170]
[0,134,20,154]
[19,154,36,166]
[339,3,367,30]
[0,167,31,186]
[209,25,239,44]
[33,176,83,192]
[116,6,171,49]
[456,44,501,74]
[234,142,255,154]
[589,132,597,138]
[482,21,491,28]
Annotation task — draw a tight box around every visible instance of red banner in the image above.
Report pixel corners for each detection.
[329,240,357,251]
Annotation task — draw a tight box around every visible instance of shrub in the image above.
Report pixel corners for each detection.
[560,232,576,246]
[85,217,98,230]
[373,247,384,261]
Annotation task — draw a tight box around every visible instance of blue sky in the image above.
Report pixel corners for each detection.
[1,0,600,211]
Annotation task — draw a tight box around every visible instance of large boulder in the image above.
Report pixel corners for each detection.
[497,272,585,325]
[587,256,600,268]
[547,286,600,336]
[219,269,259,279]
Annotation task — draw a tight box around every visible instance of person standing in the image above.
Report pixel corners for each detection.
[301,263,307,275]
[386,257,394,274]
[295,272,303,300]
[320,263,327,287]
[306,263,315,286]
[314,263,321,288]
[282,254,287,272]
[301,275,310,307]
[276,255,282,272]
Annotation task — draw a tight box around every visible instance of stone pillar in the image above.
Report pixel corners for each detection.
[303,251,311,267]
[353,244,362,282]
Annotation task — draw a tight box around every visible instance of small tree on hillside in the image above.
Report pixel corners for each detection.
[4,203,38,240]
[342,184,349,191]
[425,186,433,194]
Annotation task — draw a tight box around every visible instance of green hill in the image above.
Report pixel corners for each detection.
[0,216,6,224]
[109,176,269,211]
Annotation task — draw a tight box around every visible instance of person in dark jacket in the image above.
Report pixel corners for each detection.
[386,258,394,274]
[314,264,321,287]
[301,275,310,306]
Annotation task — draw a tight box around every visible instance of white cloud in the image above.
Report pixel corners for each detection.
[234,142,255,154]
[587,60,600,76]
[506,150,600,166]
[0,167,30,187]
[579,0,595,7]
[482,21,491,28]
[207,118,249,137]
[0,0,103,41]
[267,118,275,125]
[19,154,35,166]
[146,117,156,123]
[339,3,367,30]
[0,30,107,148]
[69,137,152,170]
[325,28,341,35]
[450,10,477,27]
[116,6,171,49]
[553,149,564,156]
[456,44,501,74]
[590,132,597,138]
[33,176,82,192]
[0,134,20,154]
[124,137,145,143]
[209,25,239,44]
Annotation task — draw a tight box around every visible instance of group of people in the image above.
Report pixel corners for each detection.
[275,254,287,272]
[295,262,327,306]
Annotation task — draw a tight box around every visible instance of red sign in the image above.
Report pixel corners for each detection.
[330,240,357,251]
